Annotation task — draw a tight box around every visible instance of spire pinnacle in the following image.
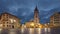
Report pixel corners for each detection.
[34,6,38,11]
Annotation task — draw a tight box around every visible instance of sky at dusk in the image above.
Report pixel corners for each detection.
[0,0,60,24]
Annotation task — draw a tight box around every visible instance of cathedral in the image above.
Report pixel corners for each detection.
[25,6,43,28]
[34,6,40,23]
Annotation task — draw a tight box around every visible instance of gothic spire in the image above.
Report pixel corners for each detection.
[34,6,38,11]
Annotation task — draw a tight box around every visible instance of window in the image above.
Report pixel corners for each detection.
[3,25,5,27]
[12,25,14,28]
[10,19,14,23]
[7,25,8,27]
[14,20,16,22]
[0,24,3,27]
[3,14,5,16]
[3,22,5,24]
[7,22,8,24]
[3,18,8,21]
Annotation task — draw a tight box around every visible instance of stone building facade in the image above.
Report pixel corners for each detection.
[0,12,20,29]
[50,12,60,27]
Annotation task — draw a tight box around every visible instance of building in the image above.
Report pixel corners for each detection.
[25,21,35,28]
[25,6,43,28]
[50,12,60,27]
[0,12,20,29]
[34,6,40,23]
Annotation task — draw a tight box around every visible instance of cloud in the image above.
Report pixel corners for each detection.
[0,0,60,24]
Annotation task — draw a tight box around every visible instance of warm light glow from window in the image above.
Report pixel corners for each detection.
[0,24,3,27]
[14,20,16,22]
[10,19,14,23]
[30,23,34,26]
[39,25,42,28]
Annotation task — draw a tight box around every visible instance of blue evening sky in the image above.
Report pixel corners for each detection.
[0,0,60,24]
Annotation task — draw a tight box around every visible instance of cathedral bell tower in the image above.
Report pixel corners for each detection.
[34,6,40,23]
